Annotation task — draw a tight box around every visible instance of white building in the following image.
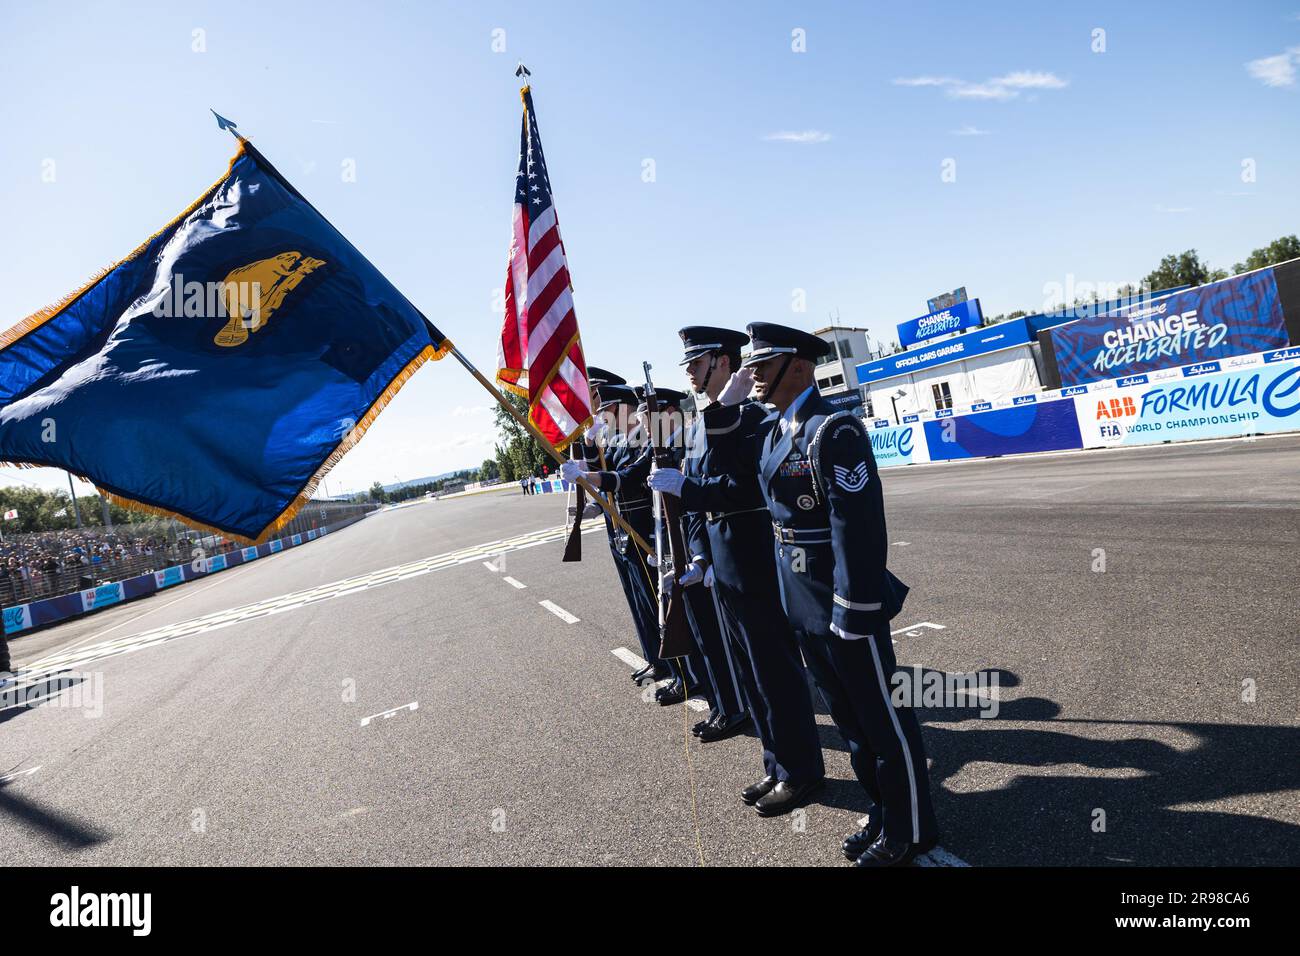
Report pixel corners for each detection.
[856,317,1043,423]
[812,325,876,415]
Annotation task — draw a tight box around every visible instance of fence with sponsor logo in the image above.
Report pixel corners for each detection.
[3,508,374,637]
[1073,352,1300,448]
[865,346,1300,467]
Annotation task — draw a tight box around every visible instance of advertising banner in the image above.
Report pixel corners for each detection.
[121,573,158,600]
[897,298,984,348]
[3,604,32,635]
[1048,269,1289,387]
[81,582,124,612]
[859,317,1034,385]
[923,398,1083,461]
[1075,358,1300,447]
[868,421,931,468]
[155,565,186,589]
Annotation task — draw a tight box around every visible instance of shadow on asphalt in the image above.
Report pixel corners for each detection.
[0,785,109,850]
[810,665,1300,865]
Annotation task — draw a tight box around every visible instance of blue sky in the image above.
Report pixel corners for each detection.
[2,0,1299,495]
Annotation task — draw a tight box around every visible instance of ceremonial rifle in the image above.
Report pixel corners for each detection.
[562,440,585,561]
[642,362,695,660]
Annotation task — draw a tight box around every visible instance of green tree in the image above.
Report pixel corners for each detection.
[1234,235,1300,275]
[494,444,516,481]
[368,481,389,504]
[1143,249,1227,291]
[479,458,500,481]
[493,393,549,480]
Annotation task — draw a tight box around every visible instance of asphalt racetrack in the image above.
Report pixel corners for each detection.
[1,434,1297,866]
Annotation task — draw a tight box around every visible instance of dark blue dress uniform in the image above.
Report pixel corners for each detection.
[673,329,824,795]
[597,416,666,678]
[580,379,665,678]
[590,392,714,703]
[747,323,938,859]
[631,388,744,728]
[678,511,747,729]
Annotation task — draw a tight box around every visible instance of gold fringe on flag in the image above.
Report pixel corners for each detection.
[1,339,452,547]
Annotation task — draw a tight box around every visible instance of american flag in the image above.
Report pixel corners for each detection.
[496,85,593,450]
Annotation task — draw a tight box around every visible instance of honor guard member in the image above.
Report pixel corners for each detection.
[632,384,736,730]
[585,377,669,684]
[568,387,706,707]
[744,322,939,866]
[647,326,824,815]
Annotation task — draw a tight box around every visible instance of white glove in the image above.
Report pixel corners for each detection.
[646,552,658,568]
[678,560,705,588]
[560,459,588,482]
[646,466,686,497]
[703,564,715,588]
[584,418,608,443]
[581,501,602,519]
[718,367,755,407]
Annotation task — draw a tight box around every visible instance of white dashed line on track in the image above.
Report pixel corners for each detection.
[611,647,645,669]
[539,600,579,623]
[360,702,418,727]
[502,576,527,589]
[18,520,607,684]
[611,648,709,712]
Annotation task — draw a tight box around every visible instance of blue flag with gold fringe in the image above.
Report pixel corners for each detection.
[0,139,450,543]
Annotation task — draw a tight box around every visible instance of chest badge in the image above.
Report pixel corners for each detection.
[796,494,816,511]
[778,454,813,479]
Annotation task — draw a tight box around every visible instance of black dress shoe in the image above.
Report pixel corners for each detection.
[631,664,654,683]
[754,778,825,817]
[740,775,778,805]
[698,713,751,743]
[691,717,714,737]
[655,681,686,706]
[852,833,937,868]
[841,808,883,861]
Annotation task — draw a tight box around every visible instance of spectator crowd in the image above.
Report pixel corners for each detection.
[0,527,186,603]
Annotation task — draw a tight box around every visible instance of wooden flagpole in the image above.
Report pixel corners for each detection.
[448,345,652,555]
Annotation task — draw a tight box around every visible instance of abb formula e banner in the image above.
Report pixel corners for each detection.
[1047,267,1292,388]
[868,420,931,467]
[1075,356,1300,448]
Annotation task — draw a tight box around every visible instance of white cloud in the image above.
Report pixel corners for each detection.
[951,125,991,136]
[991,71,1068,90]
[1155,205,1193,214]
[949,83,1020,101]
[894,70,1068,102]
[1246,47,1300,87]
[762,130,832,144]
[892,76,958,87]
